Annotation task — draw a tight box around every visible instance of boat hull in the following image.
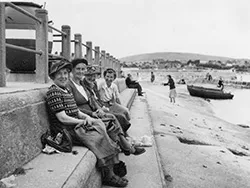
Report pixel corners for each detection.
[187,85,234,99]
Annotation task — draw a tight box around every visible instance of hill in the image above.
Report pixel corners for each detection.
[119,52,236,62]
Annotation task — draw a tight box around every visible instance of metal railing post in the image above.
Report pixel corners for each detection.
[74,33,82,58]
[35,9,48,83]
[61,25,71,60]
[0,3,6,87]
[86,41,92,65]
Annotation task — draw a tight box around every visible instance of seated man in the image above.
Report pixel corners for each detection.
[125,73,143,96]
[99,68,131,121]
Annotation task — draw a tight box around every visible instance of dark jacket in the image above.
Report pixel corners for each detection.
[164,78,175,89]
[67,79,99,116]
[125,77,137,87]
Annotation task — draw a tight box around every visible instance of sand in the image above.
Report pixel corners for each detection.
[142,81,250,188]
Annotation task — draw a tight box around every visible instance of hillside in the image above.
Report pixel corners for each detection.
[119,52,236,62]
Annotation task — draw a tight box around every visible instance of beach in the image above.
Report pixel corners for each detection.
[138,80,250,188]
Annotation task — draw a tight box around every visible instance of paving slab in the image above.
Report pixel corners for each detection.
[103,94,165,188]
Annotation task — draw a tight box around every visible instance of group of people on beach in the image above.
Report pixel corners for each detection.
[46,59,146,187]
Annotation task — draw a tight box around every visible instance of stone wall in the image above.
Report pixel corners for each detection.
[0,89,49,178]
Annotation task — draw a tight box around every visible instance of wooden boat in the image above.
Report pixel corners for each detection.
[187,85,234,99]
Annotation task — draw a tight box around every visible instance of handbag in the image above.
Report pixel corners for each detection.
[41,129,73,153]
[113,161,127,177]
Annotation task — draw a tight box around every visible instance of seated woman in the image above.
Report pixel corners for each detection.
[67,59,144,155]
[99,68,131,121]
[68,59,130,133]
[46,60,128,187]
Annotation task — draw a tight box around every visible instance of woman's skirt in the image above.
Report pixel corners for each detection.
[169,89,177,98]
[103,102,131,121]
[70,120,120,168]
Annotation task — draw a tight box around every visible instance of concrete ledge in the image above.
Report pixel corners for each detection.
[0,89,50,178]
[120,89,137,110]
[15,147,101,188]
[113,78,127,93]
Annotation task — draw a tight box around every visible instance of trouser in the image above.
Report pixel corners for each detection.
[127,83,142,95]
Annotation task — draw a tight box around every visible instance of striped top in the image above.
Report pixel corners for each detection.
[46,84,79,134]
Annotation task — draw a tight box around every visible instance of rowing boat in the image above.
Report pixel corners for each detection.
[187,85,234,99]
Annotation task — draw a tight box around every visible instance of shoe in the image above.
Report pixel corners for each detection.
[102,175,128,187]
[138,94,144,96]
[122,146,146,156]
[133,147,146,155]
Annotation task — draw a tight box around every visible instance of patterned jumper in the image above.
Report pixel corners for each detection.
[46,84,79,135]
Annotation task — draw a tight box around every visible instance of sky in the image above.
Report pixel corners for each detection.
[8,0,250,59]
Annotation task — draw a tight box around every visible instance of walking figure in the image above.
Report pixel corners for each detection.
[151,72,155,83]
[163,75,177,104]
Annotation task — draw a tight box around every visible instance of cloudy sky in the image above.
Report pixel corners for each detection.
[10,0,250,59]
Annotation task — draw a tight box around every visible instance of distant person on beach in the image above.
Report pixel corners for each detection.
[178,78,186,84]
[206,72,212,81]
[217,77,224,91]
[125,73,144,96]
[208,74,212,81]
[163,75,177,104]
[120,70,125,78]
[151,72,155,83]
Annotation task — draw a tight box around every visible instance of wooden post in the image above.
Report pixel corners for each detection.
[109,56,113,69]
[111,56,115,69]
[0,3,6,87]
[106,53,110,68]
[101,50,106,77]
[74,33,82,58]
[114,58,118,76]
[86,41,92,65]
[94,46,100,66]
[61,25,71,60]
[35,9,48,83]
[117,60,121,78]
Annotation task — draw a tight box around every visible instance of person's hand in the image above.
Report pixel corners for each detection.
[96,109,105,118]
[110,94,116,105]
[92,111,99,118]
[85,116,94,126]
[102,106,109,112]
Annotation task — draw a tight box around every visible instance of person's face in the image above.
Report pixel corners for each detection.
[85,74,96,86]
[72,63,87,80]
[53,68,69,87]
[105,72,115,86]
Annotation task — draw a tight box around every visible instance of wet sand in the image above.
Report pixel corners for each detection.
[142,81,250,188]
